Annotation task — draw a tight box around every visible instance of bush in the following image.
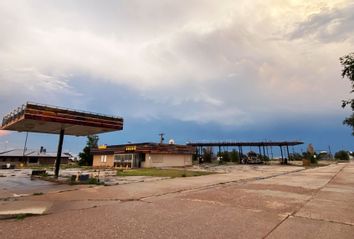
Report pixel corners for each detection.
[216,150,241,163]
[259,155,270,162]
[88,177,100,185]
[310,155,318,164]
[202,147,213,163]
[289,153,303,161]
[230,150,240,163]
[334,150,350,161]
[303,152,318,165]
[217,151,230,162]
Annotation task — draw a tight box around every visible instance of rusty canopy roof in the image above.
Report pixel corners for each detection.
[91,142,195,155]
[187,141,304,147]
[1,102,123,136]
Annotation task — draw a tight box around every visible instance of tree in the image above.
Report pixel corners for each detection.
[334,150,350,161]
[202,147,213,163]
[217,151,230,162]
[289,152,303,161]
[340,53,354,135]
[230,149,240,163]
[79,135,99,166]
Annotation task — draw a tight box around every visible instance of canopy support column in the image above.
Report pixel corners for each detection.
[54,129,65,178]
[280,146,284,164]
[286,145,290,164]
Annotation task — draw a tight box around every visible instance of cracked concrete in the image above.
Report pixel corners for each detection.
[0,163,353,238]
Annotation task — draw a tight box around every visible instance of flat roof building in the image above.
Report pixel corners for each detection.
[0,148,70,169]
[91,143,195,168]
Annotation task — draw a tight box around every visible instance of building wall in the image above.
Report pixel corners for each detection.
[93,154,114,168]
[0,158,23,167]
[142,154,192,168]
[0,157,69,168]
[38,157,69,165]
[93,153,193,168]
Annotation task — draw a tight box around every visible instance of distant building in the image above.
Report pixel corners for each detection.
[91,142,195,168]
[0,148,70,168]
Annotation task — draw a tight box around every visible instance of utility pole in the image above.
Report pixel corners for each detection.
[159,133,165,144]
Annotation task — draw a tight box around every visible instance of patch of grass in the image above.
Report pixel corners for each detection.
[39,172,49,177]
[25,163,87,170]
[15,214,28,220]
[68,177,103,185]
[116,168,213,178]
[33,192,44,196]
[88,177,101,185]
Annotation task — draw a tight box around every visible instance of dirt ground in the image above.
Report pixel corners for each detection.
[1,162,354,238]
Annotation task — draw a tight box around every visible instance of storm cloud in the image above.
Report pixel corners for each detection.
[0,0,353,131]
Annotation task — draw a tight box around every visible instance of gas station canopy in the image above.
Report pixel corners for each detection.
[1,102,123,136]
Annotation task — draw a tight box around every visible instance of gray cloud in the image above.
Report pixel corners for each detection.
[289,2,354,42]
[0,0,352,126]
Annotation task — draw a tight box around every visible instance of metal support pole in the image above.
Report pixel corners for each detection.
[23,132,29,164]
[241,146,245,164]
[258,146,261,156]
[195,147,199,163]
[280,146,284,164]
[237,146,242,164]
[286,145,290,164]
[262,146,266,159]
[23,132,29,156]
[54,129,65,178]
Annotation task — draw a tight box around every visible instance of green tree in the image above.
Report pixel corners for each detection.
[79,135,99,166]
[340,53,354,135]
[289,153,303,161]
[334,150,350,161]
[202,147,213,163]
[230,149,240,163]
[217,151,230,162]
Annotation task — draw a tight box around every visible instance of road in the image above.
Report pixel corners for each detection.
[0,163,354,238]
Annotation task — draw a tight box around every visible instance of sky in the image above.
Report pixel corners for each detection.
[0,0,353,155]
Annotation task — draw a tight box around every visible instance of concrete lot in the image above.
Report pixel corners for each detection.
[0,163,353,238]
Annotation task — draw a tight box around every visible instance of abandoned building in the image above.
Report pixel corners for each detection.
[91,142,195,168]
[0,148,70,168]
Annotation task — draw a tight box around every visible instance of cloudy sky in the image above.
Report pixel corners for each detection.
[0,0,353,154]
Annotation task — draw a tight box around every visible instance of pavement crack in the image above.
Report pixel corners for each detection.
[262,214,292,239]
[291,164,346,216]
[294,215,354,227]
[263,164,348,239]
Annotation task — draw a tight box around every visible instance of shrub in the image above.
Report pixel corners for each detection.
[334,150,350,161]
[88,177,99,184]
[303,152,318,164]
[230,150,240,163]
[202,147,213,163]
[289,153,303,161]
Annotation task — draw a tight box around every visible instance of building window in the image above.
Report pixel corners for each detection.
[114,154,134,162]
[100,155,107,163]
[29,157,38,163]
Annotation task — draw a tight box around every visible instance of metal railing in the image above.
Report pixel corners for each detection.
[26,101,123,120]
[1,102,123,127]
[2,104,26,127]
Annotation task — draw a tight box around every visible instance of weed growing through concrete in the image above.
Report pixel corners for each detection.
[33,192,44,196]
[15,214,28,220]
